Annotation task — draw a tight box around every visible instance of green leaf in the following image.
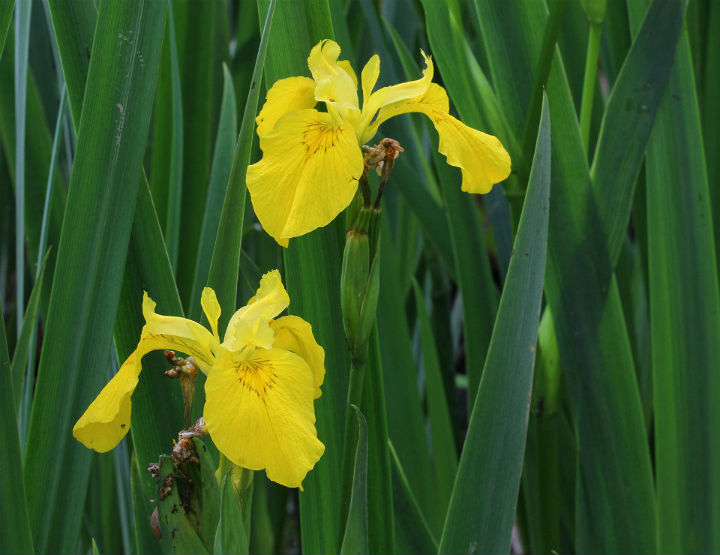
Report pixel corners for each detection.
[156,456,209,555]
[591,0,687,266]
[387,441,438,553]
[189,63,237,320]
[627,4,720,550]
[206,0,275,330]
[476,2,657,551]
[0,298,34,554]
[411,278,457,515]
[13,0,32,336]
[10,250,49,406]
[214,475,251,555]
[439,95,551,555]
[22,2,168,552]
[131,453,161,555]
[0,0,12,58]
[340,406,369,555]
[164,0,184,270]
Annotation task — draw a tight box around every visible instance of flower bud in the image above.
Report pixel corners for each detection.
[341,208,381,366]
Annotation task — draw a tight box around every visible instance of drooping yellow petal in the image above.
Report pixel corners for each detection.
[224,270,289,350]
[369,84,511,192]
[203,348,325,489]
[361,54,380,104]
[141,293,218,373]
[271,315,325,398]
[201,287,222,341]
[307,40,359,115]
[357,51,434,140]
[256,76,316,138]
[72,351,140,452]
[246,109,364,245]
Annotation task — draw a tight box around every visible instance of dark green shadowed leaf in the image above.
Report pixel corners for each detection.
[164,0,184,271]
[628,3,720,551]
[189,63,237,320]
[591,0,687,266]
[206,0,275,331]
[0,300,34,554]
[22,2,168,552]
[0,0,12,58]
[411,278,457,516]
[10,250,49,406]
[215,474,251,555]
[340,406,369,555]
[439,95,551,555]
[476,2,657,551]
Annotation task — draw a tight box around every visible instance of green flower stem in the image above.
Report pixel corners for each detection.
[580,21,603,155]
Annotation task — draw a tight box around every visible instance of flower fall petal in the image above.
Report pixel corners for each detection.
[271,315,325,398]
[256,76,316,138]
[247,109,364,244]
[72,351,141,452]
[203,348,325,489]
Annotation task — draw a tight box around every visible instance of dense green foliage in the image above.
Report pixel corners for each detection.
[2,0,718,554]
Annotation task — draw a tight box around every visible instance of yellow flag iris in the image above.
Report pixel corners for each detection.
[247,39,512,246]
[73,270,325,489]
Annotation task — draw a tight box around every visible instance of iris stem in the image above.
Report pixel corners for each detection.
[579,21,603,156]
[339,359,367,544]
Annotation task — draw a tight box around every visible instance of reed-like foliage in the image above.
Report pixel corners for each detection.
[2,1,718,554]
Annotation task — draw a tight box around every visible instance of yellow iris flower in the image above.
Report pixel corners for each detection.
[73,270,325,489]
[247,39,512,246]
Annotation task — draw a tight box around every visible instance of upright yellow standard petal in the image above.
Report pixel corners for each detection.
[357,51,434,141]
[256,76,317,138]
[338,60,358,88]
[307,40,359,115]
[370,84,511,192]
[361,54,380,104]
[271,315,325,398]
[204,348,325,489]
[246,109,364,244]
[73,351,141,452]
[224,270,289,350]
[201,287,222,341]
[141,293,218,372]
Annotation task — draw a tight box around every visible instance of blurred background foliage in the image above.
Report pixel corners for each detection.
[1,0,719,553]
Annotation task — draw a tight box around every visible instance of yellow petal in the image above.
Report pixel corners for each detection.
[201,287,222,341]
[361,54,380,104]
[203,348,325,488]
[141,292,218,373]
[369,84,511,192]
[271,315,325,398]
[224,270,289,350]
[246,108,364,244]
[73,351,140,452]
[307,40,359,115]
[338,60,358,88]
[256,76,316,138]
[358,51,433,139]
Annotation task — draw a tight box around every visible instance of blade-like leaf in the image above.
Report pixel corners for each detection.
[206,0,275,330]
[475,2,657,551]
[627,4,720,550]
[214,474,251,555]
[189,63,237,320]
[0,298,34,554]
[439,95,551,555]
[23,2,168,551]
[340,406,369,555]
[591,0,687,266]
